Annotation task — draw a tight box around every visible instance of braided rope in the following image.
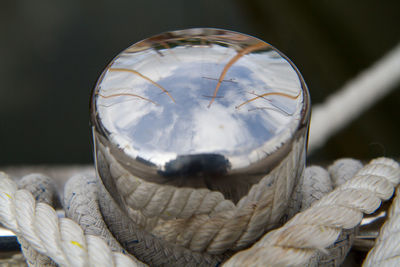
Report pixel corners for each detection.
[1,157,399,266]
[99,137,305,254]
[0,172,140,267]
[63,174,131,255]
[300,166,333,211]
[305,158,363,267]
[64,173,225,266]
[363,185,400,266]
[0,253,27,267]
[223,157,400,266]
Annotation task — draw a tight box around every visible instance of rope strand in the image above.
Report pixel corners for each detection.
[99,137,305,254]
[223,157,400,266]
[363,186,400,266]
[1,157,399,266]
[0,172,140,267]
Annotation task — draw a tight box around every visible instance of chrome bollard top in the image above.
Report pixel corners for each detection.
[91,28,310,203]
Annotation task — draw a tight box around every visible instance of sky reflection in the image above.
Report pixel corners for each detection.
[95,30,304,169]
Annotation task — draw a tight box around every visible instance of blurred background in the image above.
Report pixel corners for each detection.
[1,0,399,166]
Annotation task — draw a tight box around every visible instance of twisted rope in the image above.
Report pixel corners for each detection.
[0,172,140,267]
[64,173,225,267]
[15,174,57,267]
[363,185,400,266]
[304,158,363,267]
[99,137,305,254]
[223,157,400,266]
[1,157,399,266]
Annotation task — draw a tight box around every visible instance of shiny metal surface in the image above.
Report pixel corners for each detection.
[91,28,310,201]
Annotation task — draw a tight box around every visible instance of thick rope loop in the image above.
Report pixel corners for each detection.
[63,173,224,267]
[1,157,399,267]
[0,172,140,267]
[223,157,400,266]
[100,137,305,254]
[363,186,400,266]
[16,173,58,266]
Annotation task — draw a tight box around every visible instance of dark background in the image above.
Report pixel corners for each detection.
[1,0,399,166]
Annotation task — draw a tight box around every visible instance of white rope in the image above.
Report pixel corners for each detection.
[308,43,400,152]
[1,157,399,266]
[305,158,363,267]
[300,166,333,211]
[99,136,305,254]
[15,173,58,267]
[223,157,400,266]
[0,172,139,267]
[327,158,364,188]
[63,173,224,266]
[363,186,400,266]
[63,174,130,254]
[101,143,236,221]
[0,253,27,267]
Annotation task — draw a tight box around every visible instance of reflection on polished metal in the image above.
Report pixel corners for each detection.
[90,28,310,256]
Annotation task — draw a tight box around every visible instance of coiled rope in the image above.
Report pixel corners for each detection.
[0,172,140,267]
[224,157,400,266]
[363,182,400,266]
[1,157,399,266]
[98,137,305,255]
[64,173,225,266]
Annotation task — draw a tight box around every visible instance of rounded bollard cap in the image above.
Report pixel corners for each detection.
[91,28,310,201]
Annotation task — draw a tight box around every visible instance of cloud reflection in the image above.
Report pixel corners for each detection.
[96,36,303,169]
